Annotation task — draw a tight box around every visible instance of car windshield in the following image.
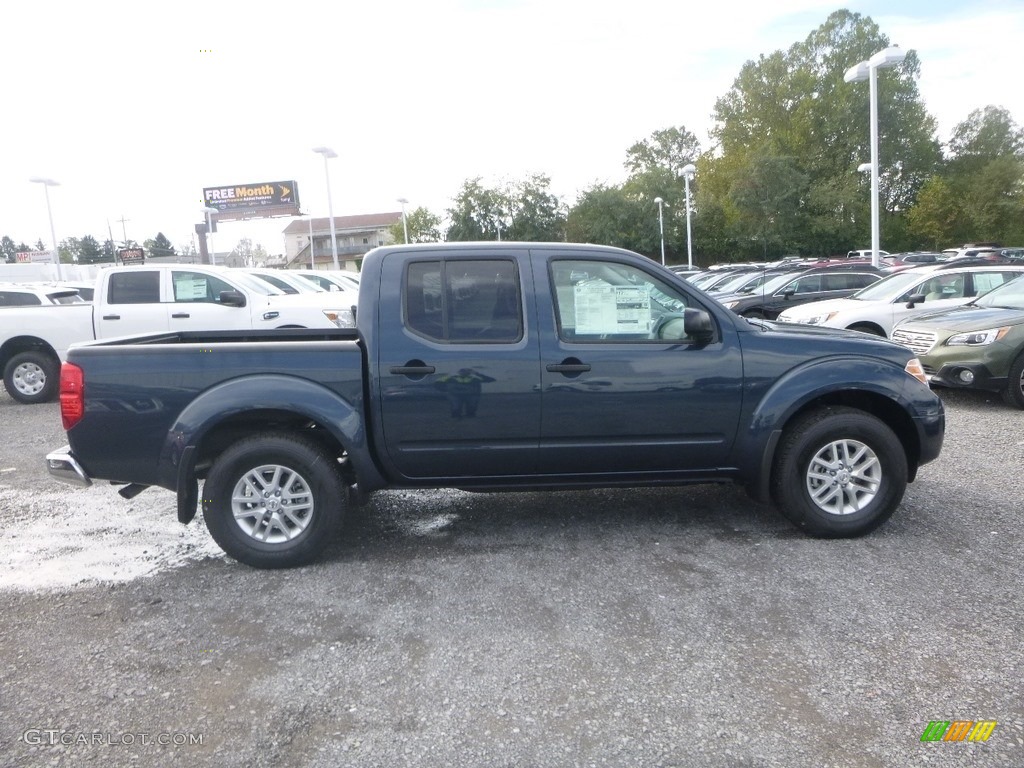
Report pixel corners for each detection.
[757,271,807,294]
[849,270,926,301]
[974,274,1024,309]
[231,272,284,295]
[713,271,764,293]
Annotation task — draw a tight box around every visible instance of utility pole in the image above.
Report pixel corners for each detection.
[117,215,130,245]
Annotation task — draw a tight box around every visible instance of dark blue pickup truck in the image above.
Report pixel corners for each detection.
[47,243,944,568]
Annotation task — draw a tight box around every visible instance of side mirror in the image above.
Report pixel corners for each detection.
[906,293,925,308]
[783,289,796,299]
[683,308,715,345]
[219,290,246,307]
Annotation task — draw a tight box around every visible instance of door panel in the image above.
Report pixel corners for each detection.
[375,253,542,480]
[533,252,744,475]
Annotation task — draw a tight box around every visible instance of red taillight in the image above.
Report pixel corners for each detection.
[60,363,85,430]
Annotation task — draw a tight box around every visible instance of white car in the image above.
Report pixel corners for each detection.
[0,282,85,306]
[292,269,360,293]
[776,264,1024,337]
[237,268,329,295]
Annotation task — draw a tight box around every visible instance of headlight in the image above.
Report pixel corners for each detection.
[905,357,928,385]
[722,300,740,309]
[323,309,356,328]
[787,311,837,326]
[945,327,1010,346]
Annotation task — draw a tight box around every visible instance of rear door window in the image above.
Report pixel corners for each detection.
[404,259,522,343]
[107,271,161,304]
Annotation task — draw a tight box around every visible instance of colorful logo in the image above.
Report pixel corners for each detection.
[920,720,997,742]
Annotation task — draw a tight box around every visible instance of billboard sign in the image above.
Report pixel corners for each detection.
[118,247,145,265]
[16,250,54,264]
[202,181,300,221]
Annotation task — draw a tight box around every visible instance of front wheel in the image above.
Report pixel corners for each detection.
[202,434,345,568]
[3,351,60,404]
[771,407,907,538]
[1002,351,1024,409]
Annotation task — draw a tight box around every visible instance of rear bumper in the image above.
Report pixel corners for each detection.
[45,446,93,488]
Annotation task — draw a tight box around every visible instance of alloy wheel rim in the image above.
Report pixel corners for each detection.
[231,464,314,543]
[805,438,881,515]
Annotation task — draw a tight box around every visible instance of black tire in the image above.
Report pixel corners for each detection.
[1002,351,1024,409]
[771,406,907,538]
[3,351,60,404]
[202,433,345,568]
[847,323,885,337]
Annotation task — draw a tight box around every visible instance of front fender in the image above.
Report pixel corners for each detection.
[157,374,384,520]
[736,355,922,498]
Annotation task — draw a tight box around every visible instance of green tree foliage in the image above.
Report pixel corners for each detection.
[143,232,176,258]
[566,184,647,251]
[78,235,103,264]
[728,151,809,258]
[389,207,442,244]
[57,237,80,264]
[445,175,566,242]
[907,176,961,249]
[707,9,941,258]
[1,236,16,263]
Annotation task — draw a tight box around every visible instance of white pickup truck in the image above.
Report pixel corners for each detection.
[1,264,357,404]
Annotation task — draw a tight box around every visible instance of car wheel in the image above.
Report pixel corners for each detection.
[1002,352,1024,409]
[202,433,345,568]
[771,406,907,538]
[3,351,60,404]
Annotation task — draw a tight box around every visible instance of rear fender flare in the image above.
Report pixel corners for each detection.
[158,374,385,512]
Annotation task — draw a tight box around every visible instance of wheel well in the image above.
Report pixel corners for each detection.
[191,409,353,484]
[846,322,886,337]
[782,390,921,475]
[0,337,60,371]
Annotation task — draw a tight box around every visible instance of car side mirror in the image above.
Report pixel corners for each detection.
[219,290,246,307]
[683,308,714,345]
[906,293,925,308]
[783,289,796,299]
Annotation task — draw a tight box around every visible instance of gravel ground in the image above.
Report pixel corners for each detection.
[0,384,1022,767]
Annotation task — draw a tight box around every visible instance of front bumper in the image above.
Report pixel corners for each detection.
[46,446,93,488]
[927,363,1006,393]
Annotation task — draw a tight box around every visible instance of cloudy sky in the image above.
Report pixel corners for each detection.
[3,0,1022,257]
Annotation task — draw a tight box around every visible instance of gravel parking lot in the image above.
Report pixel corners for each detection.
[0,385,1022,767]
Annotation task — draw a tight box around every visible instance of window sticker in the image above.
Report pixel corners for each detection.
[174,275,208,300]
[574,282,651,334]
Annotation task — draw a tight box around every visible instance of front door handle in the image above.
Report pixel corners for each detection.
[102,314,121,320]
[546,359,591,375]
[390,359,436,378]
[171,313,190,318]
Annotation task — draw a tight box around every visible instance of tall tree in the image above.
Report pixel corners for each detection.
[388,207,442,244]
[907,176,961,249]
[143,232,176,258]
[78,235,103,264]
[710,9,941,255]
[445,175,566,242]
[1,235,16,263]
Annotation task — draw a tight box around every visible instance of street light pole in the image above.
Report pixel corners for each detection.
[308,216,315,269]
[313,146,340,269]
[29,177,63,280]
[397,197,409,244]
[681,163,697,270]
[653,197,666,266]
[844,46,906,269]
[201,206,219,265]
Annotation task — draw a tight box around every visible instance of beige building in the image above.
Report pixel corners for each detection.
[282,212,402,272]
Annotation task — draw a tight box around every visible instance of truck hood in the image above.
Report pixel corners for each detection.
[897,304,1024,332]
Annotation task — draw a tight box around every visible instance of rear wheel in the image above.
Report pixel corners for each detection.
[202,434,345,568]
[771,406,907,537]
[3,351,60,404]
[1002,352,1024,409]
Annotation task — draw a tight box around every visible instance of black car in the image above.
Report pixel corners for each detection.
[715,265,882,319]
